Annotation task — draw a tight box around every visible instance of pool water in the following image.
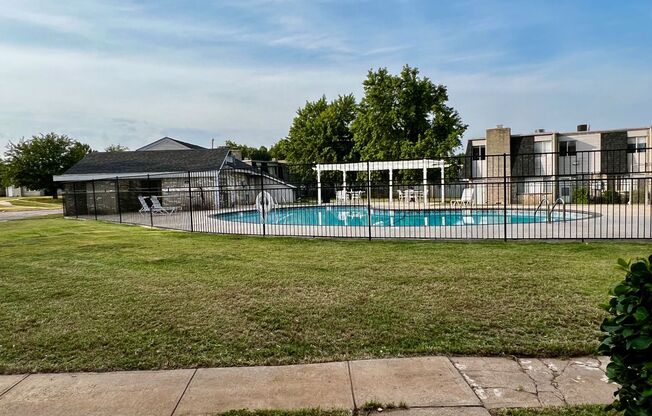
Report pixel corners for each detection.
[216,206,583,227]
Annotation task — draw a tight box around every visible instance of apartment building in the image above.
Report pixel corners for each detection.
[464,124,652,205]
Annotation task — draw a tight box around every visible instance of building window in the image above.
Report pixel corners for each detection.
[472,145,486,161]
[559,141,577,157]
[627,137,646,172]
[627,137,646,153]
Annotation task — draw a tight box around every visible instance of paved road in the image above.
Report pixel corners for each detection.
[0,355,616,416]
[0,209,63,222]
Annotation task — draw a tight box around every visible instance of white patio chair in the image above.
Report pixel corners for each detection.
[150,195,179,214]
[138,196,151,214]
[450,188,475,208]
[350,190,363,201]
[397,190,406,202]
[336,189,348,203]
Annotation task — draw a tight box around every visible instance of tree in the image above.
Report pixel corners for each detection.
[276,94,357,182]
[0,159,9,188]
[351,65,467,161]
[4,133,92,198]
[105,144,129,152]
[224,141,272,161]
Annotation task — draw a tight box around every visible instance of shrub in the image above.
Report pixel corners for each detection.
[572,187,590,204]
[599,256,652,416]
[600,190,622,204]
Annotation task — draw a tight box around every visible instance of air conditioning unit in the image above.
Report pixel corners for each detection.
[577,124,590,132]
[535,128,546,133]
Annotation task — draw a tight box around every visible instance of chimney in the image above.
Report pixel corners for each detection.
[577,124,590,132]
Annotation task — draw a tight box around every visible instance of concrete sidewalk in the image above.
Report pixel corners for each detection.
[0,209,62,222]
[0,356,616,416]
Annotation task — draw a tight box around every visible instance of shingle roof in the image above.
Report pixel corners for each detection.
[64,147,231,175]
[136,137,206,151]
[165,137,206,149]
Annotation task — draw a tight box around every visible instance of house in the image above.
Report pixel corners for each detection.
[464,124,652,205]
[3,186,45,198]
[136,137,207,151]
[53,137,295,216]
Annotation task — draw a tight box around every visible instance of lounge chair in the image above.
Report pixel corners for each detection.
[451,188,475,208]
[349,190,363,201]
[150,195,179,214]
[138,195,151,214]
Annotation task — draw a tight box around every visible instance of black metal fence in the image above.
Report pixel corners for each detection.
[60,148,652,240]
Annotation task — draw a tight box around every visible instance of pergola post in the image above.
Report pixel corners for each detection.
[342,169,347,191]
[440,165,445,203]
[422,163,428,204]
[389,168,393,204]
[317,165,322,205]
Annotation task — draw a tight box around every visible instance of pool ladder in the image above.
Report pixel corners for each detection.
[534,197,566,222]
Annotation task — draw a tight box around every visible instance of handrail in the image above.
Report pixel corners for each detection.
[548,197,566,222]
[533,196,549,219]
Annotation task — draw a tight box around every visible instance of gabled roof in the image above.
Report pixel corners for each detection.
[136,137,206,151]
[62,147,231,176]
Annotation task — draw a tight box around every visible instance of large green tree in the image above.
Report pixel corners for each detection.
[0,159,9,188]
[225,140,272,161]
[351,65,467,161]
[104,144,129,152]
[273,94,357,182]
[4,133,91,198]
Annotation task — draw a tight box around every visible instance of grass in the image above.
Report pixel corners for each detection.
[0,196,62,212]
[220,410,351,416]
[492,405,619,415]
[218,406,618,416]
[0,217,650,374]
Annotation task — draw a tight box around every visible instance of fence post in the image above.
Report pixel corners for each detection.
[91,179,98,220]
[260,168,266,237]
[503,153,508,242]
[72,182,79,219]
[187,171,194,232]
[147,174,153,228]
[115,176,122,223]
[367,161,372,241]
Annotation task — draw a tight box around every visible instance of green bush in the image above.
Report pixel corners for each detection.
[600,190,623,204]
[573,187,590,204]
[599,256,652,416]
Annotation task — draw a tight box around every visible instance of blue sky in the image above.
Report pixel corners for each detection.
[0,0,651,152]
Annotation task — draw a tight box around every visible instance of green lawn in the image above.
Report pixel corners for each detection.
[0,217,650,374]
[0,196,62,212]
[217,407,619,416]
[493,405,619,416]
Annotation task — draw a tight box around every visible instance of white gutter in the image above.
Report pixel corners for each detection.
[53,171,191,182]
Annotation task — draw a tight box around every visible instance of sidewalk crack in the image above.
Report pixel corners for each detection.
[170,369,197,416]
[516,359,542,407]
[448,357,486,407]
[347,361,357,411]
[0,374,30,400]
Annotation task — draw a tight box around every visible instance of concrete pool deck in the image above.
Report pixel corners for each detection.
[74,202,652,239]
[0,355,617,416]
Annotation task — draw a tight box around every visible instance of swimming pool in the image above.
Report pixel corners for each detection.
[215,206,586,227]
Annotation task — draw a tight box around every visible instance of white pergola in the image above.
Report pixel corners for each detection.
[314,159,450,205]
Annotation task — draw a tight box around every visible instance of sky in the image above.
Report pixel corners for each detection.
[0,0,651,153]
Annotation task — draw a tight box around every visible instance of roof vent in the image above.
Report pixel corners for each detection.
[496,124,504,129]
[535,128,546,133]
[577,124,590,132]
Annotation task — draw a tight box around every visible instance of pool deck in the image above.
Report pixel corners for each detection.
[74,202,652,239]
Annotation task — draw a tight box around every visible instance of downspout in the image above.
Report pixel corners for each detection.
[552,132,559,200]
[215,151,229,209]
[648,127,652,205]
